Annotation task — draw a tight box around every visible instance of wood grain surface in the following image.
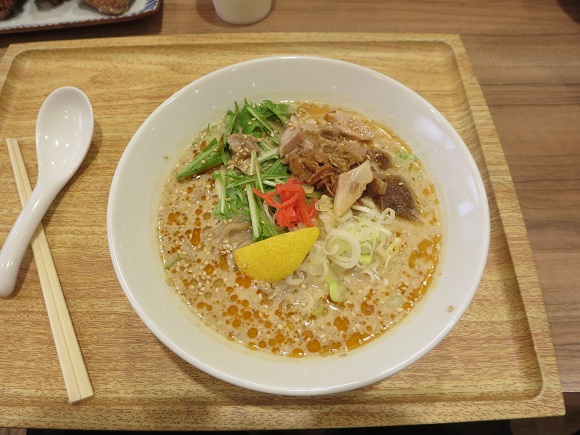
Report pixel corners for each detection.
[0,33,564,430]
[0,4,578,404]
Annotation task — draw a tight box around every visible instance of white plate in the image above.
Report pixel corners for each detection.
[0,0,159,34]
[108,56,490,396]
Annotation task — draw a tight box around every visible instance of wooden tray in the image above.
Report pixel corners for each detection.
[0,33,564,429]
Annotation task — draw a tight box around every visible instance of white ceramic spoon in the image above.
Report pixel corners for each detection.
[0,87,94,298]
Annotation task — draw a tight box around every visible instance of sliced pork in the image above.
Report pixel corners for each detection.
[324,110,375,141]
[283,104,419,221]
[279,115,304,157]
[368,145,392,170]
[227,133,259,174]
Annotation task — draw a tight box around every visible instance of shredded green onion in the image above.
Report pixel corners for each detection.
[329,281,347,303]
[164,255,181,270]
[359,254,372,265]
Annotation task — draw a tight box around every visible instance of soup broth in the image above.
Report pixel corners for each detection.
[158,102,442,357]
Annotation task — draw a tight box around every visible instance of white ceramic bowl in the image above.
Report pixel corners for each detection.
[107,56,490,395]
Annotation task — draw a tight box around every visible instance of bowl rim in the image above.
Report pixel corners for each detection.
[107,55,491,395]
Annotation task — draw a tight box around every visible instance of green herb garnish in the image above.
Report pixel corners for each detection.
[176,100,292,241]
[176,138,226,180]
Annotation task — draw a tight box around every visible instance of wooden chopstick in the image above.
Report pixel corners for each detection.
[6,138,94,404]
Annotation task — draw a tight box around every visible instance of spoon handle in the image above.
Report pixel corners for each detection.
[0,183,60,297]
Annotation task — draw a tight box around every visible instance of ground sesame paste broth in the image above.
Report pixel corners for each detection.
[157,101,442,358]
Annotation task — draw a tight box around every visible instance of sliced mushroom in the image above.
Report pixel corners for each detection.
[373,175,418,221]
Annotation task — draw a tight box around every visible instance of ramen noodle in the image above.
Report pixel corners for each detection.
[158,101,442,357]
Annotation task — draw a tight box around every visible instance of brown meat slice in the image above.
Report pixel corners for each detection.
[365,176,387,197]
[328,142,366,173]
[368,145,392,170]
[324,110,375,141]
[287,150,328,179]
[373,175,418,221]
[286,153,315,181]
[80,0,133,15]
[227,133,259,174]
[285,109,378,197]
[286,152,338,196]
[306,164,333,186]
[319,124,341,139]
[228,133,259,156]
[344,140,368,161]
[279,115,304,156]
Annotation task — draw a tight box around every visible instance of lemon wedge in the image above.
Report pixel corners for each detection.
[234,227,320,283]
